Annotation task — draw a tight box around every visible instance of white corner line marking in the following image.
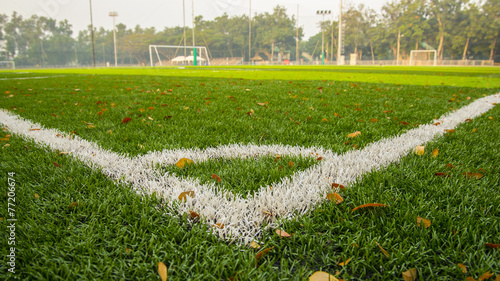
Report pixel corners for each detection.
[1,94,499,244]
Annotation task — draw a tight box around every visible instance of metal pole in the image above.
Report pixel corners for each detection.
[296,3,299,64]
[397,29,400,65]
[192,0,195,47]
[183,0,186,60]
[89,0,96,67]
[322,14,325,65]
[249,0,252,63]
[109,12,118,67]
[338,0,342,65]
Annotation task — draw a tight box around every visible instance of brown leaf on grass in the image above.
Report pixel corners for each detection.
[331,183,345,190]
[121,117,132,124]
[148,107,155,111]
[176,158,194,169]
[417,216,431,228]
[68,202,78,209]
[29,128,41,131]
[458,263,467,274]
[288,161,294,168]
[317,157,323,161]
[53,162,61,168]
[309,271,339,281]
[213,223,224,229]
[479,271,494,281]
[275,229,292,237]
[188,211,200,219]
[255,247,274,262]
[433,122,441,126]
[435,172,450,178]
[432,148,439,157]
[399,121,410,125]
[347,131,361,138]
[486,243,500,249]
[465,277,475,281]
[250,241,261,249]
[257,102,268,106]
[351,203,389,212]
[334,112,342,118]
[376,242,390,258]
[402,268,418,281]
[414,145,425,155]
[338,258,351,266]
[327,193,343,204]
[447,164,455,169]
[158,262,167,281]
[211,174,222,183]
[445,129,455,133]
[463,172,483,179]
[34,194,39,199]
[370,118,378,122]
[178,191,194,201]
[322,118,329,122]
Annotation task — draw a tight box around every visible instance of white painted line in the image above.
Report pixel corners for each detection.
[0,75,67,80]
[1,94,499,244]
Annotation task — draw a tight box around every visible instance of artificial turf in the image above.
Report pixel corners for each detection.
[0,66,499,280]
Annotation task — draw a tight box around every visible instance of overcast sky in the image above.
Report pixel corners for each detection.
[2,0,389,39]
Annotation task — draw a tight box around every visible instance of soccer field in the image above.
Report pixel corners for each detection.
[1,66,499,280]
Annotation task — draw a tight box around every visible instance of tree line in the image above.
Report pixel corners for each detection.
[0,0,498,67]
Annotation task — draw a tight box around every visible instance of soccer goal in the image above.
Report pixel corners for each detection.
[409,50,437,66]
[149,45,210,67]
[0,61,15,69]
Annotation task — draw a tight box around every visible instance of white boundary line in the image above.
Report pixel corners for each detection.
[1,94,499,244]
[0,75,67,80]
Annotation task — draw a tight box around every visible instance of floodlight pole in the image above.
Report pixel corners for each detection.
[192,0,197,66]
[338,0,342,65]
[317,10,331,65]
[249,0,252,64]
[183,0,186,61]
[89,0,96,67]
[109,12,118,67]
[296,3,299,64]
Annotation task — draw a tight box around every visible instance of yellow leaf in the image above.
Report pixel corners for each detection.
[338,258,351,266]
[289,161,294,167]
[488,116,494,120]
[309,271,340,281]
[188,211,199,219]
[250,241,261,249]
[309,107,314,110]
[347,131,361,138]
[458,263,467,274]
[178,191,194,201]
[184,107,189,110]
[472,128,477,132]
[213,223,224,229]
[465,277,475,281]
[34,194,39,199]
[176,158,194,169]
[376,242,390,258]
[255,247,274,262]
[479,271,493,281]
[432,148,439,158]
[402,268,418,281]
[322,118,329,122]
[351,203,389,212]
[158,262,167,281]
[139,108,145,112]
[463,172,483,179]
[417,216,431,228]
[58,152,70,155]
[327,193,343,204]
[275,229,292,237]
[414,145,425,155]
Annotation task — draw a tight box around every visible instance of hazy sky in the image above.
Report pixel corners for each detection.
[2,0,389,39]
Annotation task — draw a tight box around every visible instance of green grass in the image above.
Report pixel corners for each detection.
[0,66,499,280]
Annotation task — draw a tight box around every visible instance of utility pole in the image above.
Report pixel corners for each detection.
[192,0,197,66]
[397,29,401,65]
[109,12,118,67]
[183,0,186,60]
[249,0,252,63]
[296,4,299,64]
[317,10,331,65]
[89,0,96,67]
[338,0,343,65]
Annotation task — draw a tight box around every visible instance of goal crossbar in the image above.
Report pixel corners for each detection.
[149,45,210,66]
[409,50,437,66]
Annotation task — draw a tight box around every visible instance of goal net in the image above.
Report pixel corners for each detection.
[409,50,437,66]
[149,45,210,66]
[0,61,15,69]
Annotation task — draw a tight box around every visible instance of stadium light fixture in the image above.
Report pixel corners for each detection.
[316,10,331,65]
[109,12,118,67]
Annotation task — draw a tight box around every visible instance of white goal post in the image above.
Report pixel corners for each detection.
[409,50,437,66]
[149,45,210,66]
[0,61,15,69]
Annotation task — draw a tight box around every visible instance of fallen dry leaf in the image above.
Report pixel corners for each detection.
[68,202,78,209]
[275,229,292,237]
[445,129,455,133]
[327,193,343,204]
[176,158,194,169]
[178,191,194,201]
[347,131,361,138]
[338,258,351,266]
[417,216,431,228]
[332,183,345,190]
[414,145,425,155]
[213,223,224,229]
[289,161,294,168]
[458,263,467,274]
[485,243,500,249]
[432,148,439,158]
[212,174,222,183]
[351,203,389,212]
[479,271,494,281]
[402,268,418,281]
[309,271,339,281]
[158,261,167,281]
[250,241,261,249]
[472,128,477,132]
[188,211,200,219]
[375,242,390,257]
[255,247,274,262]
[435,172,450,178]
[53,162,61,168]
[34,194,39,199]
[463,172,483,179]
[370,118,378,122]
[121,117,132,124]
